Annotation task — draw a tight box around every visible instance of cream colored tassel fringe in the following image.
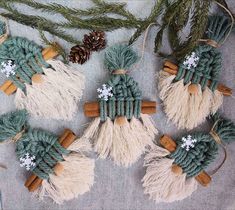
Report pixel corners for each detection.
[158,71,223,129]
[15,59,85,121]
[34,137,94,204]
[142,145,197,203]
[82,115,158,167]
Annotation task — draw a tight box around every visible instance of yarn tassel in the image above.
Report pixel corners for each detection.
[142,145,197,203]
[158,71,223,129]
[15,59,85,121]
[83,116,157,167]
[34,138,95,205]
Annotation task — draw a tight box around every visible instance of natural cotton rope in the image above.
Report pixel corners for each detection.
[12,128,25,142]
[112,69,126,75]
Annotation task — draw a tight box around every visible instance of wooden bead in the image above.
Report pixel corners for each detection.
[116,116,127,126]
[188,84,198,94]
[171,164,183,175]
[53,163,64,176]
[32,74,43,83]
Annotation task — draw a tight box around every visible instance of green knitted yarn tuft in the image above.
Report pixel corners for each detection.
[99,44,142,121]
[169,114,235,178]
[0,110,69,180]
[104,44,139,74]
[0,109,27,142]
[175,15,231,91]
[0,20,6,36]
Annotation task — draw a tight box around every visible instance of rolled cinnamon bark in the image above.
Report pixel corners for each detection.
[25,129,76,192]
[163,60,232,96]
[84,101,157,117]
[0,45,59,95]
[160,135,211,187]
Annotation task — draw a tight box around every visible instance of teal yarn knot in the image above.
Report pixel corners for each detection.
[0,36,50,91]
[175,15,231,92]
[99,44,142,121]
[169,114,235,178]
[0,110,70,180]
[0,20,6,36]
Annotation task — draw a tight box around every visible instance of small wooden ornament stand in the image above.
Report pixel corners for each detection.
[160,135,211,187]
[24,129,76,192]
[0,45,59,95]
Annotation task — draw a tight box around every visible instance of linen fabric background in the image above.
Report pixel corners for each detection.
[0,0,234,210]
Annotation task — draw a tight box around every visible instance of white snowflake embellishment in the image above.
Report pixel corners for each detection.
[181,135,197,152]
[183,52,199,70]
[97,84,113,101]
[0,60,16,77]
[20,153,36,171]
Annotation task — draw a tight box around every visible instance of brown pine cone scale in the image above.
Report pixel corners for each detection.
[83,31,106,51]
[69,45,91,64]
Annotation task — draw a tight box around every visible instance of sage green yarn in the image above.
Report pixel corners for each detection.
[0,36,50,91]
[100,44,142,122]
[175,15,231,91]
[0,21,6,36]
[0,110,69,180]
[169,114,235,178]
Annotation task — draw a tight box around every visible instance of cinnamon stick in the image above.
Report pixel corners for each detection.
[84,101,157,117]
[160,135,211,187]
[163,60,232,96]
[0,45,59,95]
[25,129,76,192]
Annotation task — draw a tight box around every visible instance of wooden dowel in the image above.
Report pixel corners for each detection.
[25,129,76,192]
[84,101,157,117]
[163,60,232,96]
[0,45,59,95]
[160,135,211,187]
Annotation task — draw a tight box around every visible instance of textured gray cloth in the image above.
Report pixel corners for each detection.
[0,1,234,210]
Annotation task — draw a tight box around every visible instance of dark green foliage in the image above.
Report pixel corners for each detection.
[0,0,232,60]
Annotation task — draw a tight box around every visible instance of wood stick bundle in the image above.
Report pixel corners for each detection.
[0,46,59,95]
[24,129,76,192]
[84,101,157,117]
[160,135,211,187]
[163,60,232,96]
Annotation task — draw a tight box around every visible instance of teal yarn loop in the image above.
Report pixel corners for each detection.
[0,20,6,36]
[175,15,231,92]
[169,114,235,178]
[99,44,142,122]
[0,35,49,91]
[0,110,70,180]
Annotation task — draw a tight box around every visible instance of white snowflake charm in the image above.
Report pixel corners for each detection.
[0,60,16,77]
[183,52,199,70]
[181,135,197,152]
[20,153,36,171]
[97,84,113,101]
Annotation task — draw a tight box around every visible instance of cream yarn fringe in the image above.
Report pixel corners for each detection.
[15,59,85,121]
[82,114,158,167]
[142,145,197,203]
[34,138,95,205]
[158,71,223,130]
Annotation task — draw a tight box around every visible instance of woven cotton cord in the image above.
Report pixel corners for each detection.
[99,44,142,122]
[16,129,69,180]
[169,115,235,178]
[175,15,232,92]
[0,19,49,91]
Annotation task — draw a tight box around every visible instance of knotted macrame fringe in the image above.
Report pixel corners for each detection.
[15,59,85,121]
[142,145,197,203]
[158,71,223,129]
[34,138,94,205]
[82,114,158,167]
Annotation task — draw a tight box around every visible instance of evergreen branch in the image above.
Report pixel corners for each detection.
[0,3,81,45]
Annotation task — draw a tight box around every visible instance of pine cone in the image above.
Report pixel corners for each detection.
[83,31,106,51]
[69,45,91,64]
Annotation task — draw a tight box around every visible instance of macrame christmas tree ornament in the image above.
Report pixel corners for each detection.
[142,114,235,203]
[0,110,94,204]
[0,20,85,121]
[82,44,158,167]
[158,15,233,130]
